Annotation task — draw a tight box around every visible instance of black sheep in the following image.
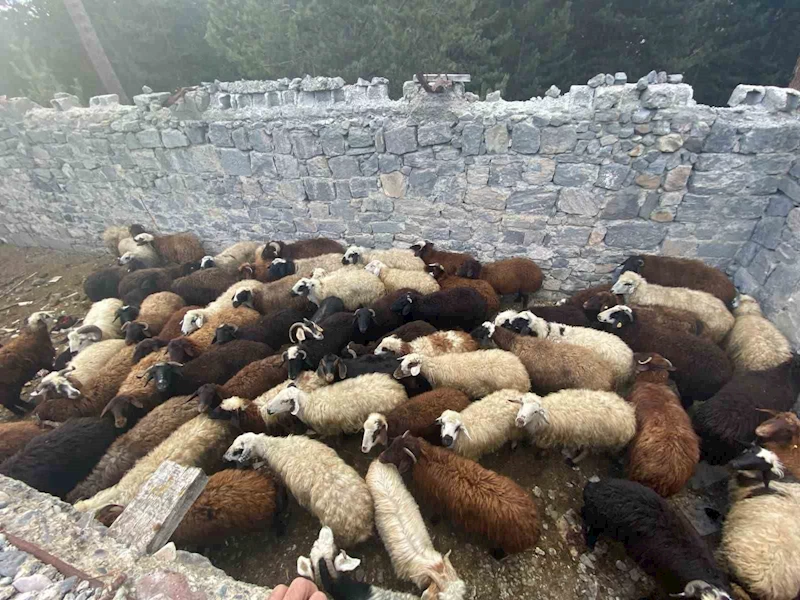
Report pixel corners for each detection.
[582,478,733,599]
[353,288,415,342]
[118,265,179,305]
[316,353,431,397]
[310,297,345,324]
[284,312,356,378]
[84,266,126,301]
[170,267,240,306]
[212,307,315,349]
[391,288,488,332]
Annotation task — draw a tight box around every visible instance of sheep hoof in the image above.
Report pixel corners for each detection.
[490,548,507,561]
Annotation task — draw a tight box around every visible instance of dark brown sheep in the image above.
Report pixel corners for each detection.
[346,320,438,357]
[523,305,592,328]
[563,284,613,307]
[261,238,344,261]
[194,354,288,413]
[380,434,541,557]
[0,313,55,415]
[409,241,473,275]
[101,348,171,429]
[84,266,126,301]
[212,306,315,350]
[132,305,199,363]
[626,353,699,497]
[753,411,800,479]
[118,266,179,306]
[583,291,704,337]
[122,292,186,345]
[0,421,51,463]
[67,395,200,503]
[457,257,543,307]
[619,255,737,307]
[166,307,261,363]
[170,268,241,306]
[427,264,500,313]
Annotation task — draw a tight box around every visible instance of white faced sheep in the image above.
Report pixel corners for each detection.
[393,351,530,400]
[180,279,264,335]
[264,373,408,436]
[199,241,261,272]
[291,269,386,311]
[364,260,440,295]
[34,339,126,400]
[611,271,734,344]
[374,330,478,358]
[117,235,161,269]
[343,245,426,271]
[437,389,527,460]
[128,226,206,265]
[266,253,347,282]
[513,390,635,462]
[68,298,125,353]
[224,433,374,547]
[0,312,55,415]
[725,294,793,372]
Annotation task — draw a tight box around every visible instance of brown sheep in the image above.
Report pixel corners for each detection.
[457,257,543,307]
[346,321,438,357]
[122,292,186,345]
[626,353,699,497]
[563,284,613,307]
[166,307,261,363]
[132,305,199,363]
[619,254,737,307]
[67,395,200,503]
[583,291,704,337]
[171,267,242,306]
[380,434,541,557]
[193,354,288,414]
[0,312,55,415]
[409,241,473,275]
[755,411,800,478]
[427,263,500,313]
[230,275,313,316]
[472,322,615,394]
[361,388,471,452]
[0,421,52,462]
[101,348,171,429]
[260,238,345,262]
[118,265,182,306]
[128,226,206,264]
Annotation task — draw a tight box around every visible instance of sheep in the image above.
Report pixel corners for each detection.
[755,412,800,478]
[691,355,800,465]
[582,478,734,599]
[103,225,130,256]
[99,348,171,429]
[224,433,374,546]
[391,288,488,332]
[129,228,206,265]
[266,253,347,282]
[364,260,440,295]
[193,354,287,414]
[725,294,793,372]
[118,265,180,306]
[76,414,238,514]
[265,373,408,436]
[230,275,314,316]
[513,390,635,460]
[118,235,161,269]
[346,321,439,357]
[0,416,118,499]
[171,267,241,306]
[719,460,800,600]
[426,263,500,314]
[352,289,418,342]
[67,298,124,353]
[211,307,315,349]
[361,388,471,453]
[342,246,424,271]
[583,291,704,337]
[611,271,734,343]
[380,434,541,557]
[180,278,265,334]
[0,421,51,463]
[393,350,530,399]
[625,353,699,497]
[619,254,737,307]
[168,308,262,363]
[562,284,613,308]
[0,312,55,415]
[292,269,386,311]
[438,389,527,460]
[49,338,126,392]
[314,353,432,399]
[457,257,543,307]
[505,305,591,329]
[409,241,472,275]
[375,330,478,358]
[596,305,732,405]
[132,305,199,363]
[518,313,634,386]
[311,296,345,324]
[365,460,467,597]
[472,321,615,393]
[121,292,186,345]
[200,241,261,272]
[284,312,357,379]
[261,238,345,261]
[67,394,201,503]
[84,266,126,302]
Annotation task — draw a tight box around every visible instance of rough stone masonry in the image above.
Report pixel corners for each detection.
[0,73,798,346]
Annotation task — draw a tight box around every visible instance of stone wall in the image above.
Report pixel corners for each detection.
[0,74,798,345]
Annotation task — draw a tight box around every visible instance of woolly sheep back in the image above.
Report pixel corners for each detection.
[725,294,792,372]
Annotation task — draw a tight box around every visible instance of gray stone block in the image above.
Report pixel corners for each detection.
[328,155,361,178]
[320,129,346,156]
[600,190,641,219]
[251,152,277,178]
[208,123,233,147]
[418,124,452,146]
[752,216,786,250]
[349,177,377,198]
[292,133,323,159]
[558,188,600,216]
[540,126,578,154]
[359,154,378,176]
[461,124,484,156]
[231,127,251,151]
[778,176,800,204]
[767,194,794,217]
[553,163,600,187]
[488,163,522,187]
[218,148,252,176]
[740,125,800,154]
[605,222,666,249]
[136,129,162,148]
[161,129,189,149]
[304,178,336,202]
[248,127,273,152]
[403,149,434,169]
[485,124,509,154]
[384,127,417,155]
[409,169,438,195]
[595,164,631,190]
[274,154,300,179]
[378,154,402,173]
[465,188,508,210]
[511,123,541,154]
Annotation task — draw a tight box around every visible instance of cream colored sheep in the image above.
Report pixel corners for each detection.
[394,351,530,399]
[181,278,263,334]
[118,237,160,268]
[725,294,792,372]
[513,391,635,459]
[375,331,479,358]
[611,272,734,344]
[291,269,386,310]
[68,298,124,352]
[364,260,440,295]
[36,339,127,398]
[269,253,346,279]
[438,389,527,460]
[343,246,426,271]
[265,373,408,436]
[201,241,261,271]
[224,433,374,546]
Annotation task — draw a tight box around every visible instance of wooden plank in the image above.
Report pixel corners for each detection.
[414,74,471,83]
[108,461,208,554]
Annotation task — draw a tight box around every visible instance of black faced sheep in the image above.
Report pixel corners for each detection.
[456,257,543,307]
[170,267,241,306]
[212,306,315,349]
[583,291,704,337]
[261,238,344,261]
[121,292,186,345]
[409,241,472,275]
[391,288,488,332]
[84,266,126,301]
[345,320,438,357]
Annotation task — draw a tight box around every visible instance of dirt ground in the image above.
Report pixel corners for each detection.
[0,243,730,600]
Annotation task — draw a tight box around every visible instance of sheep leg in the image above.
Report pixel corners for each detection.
[584,525,599,550]
[272,482,290,537]
[518,293,529,308]
[564,447,588,466]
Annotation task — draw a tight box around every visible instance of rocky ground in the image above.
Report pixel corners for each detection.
[0,243,731,600]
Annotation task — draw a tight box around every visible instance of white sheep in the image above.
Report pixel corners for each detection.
[394,351,530,400]
[224,433,374,546]
[180,278,262,334]
[366,460,467,598]
[519,313,634,386]
[724,294,792,372]
[438,389,527,460]
[364,260,440,295]
[200,241,261,271]
[343,246,426,271]
[269,253,347,279]
[68,298,125,352]
[264,373,408,436]
[117,236,160,268]
[35,339,127,399]
[374,331,478,358]
[611,271,734,344]
[513,390,636,461]
[291,269,386,310]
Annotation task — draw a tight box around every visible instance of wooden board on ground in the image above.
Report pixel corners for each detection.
[108,461,208,554]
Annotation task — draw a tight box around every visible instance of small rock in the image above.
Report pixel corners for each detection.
[0,551,27,578]
[636,76,649,92]
[588,74,606,88]
[579,554,596,570]
[532,486,543,498]
[629,568,642,582]
[657,71,668,84]
[668,74,683,84]
[152,543,177,562]
[545,85,561,98]
[588,475,600,483]
[547,489,557,500]
[615,560,629,571]
[13,574,52,593]
[0,578,9,586]
[535,547,546,556]
[485,90,502,102]
[604,74,615,86]
[569,547,579,559]
[614,72,627,85]
[548,548,558,557]
[142,85,153,94]
[647,70,658,84]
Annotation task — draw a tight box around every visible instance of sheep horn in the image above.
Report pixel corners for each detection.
[637,357,652,365]
[167,361,184,367]
[289,322,302,343]
[121,321,130,331]
[142,323,150,332]
[402,447,417,464]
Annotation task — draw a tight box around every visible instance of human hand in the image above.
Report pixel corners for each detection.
[268,577,327,600]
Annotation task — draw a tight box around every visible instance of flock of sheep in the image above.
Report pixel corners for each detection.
[0,224,798,600]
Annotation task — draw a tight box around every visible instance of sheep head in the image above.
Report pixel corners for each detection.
[437,410,471,449]
[634,352,675,372]
[731,293,761,317]
[409,240,429,257]
[168,337,200,363]
[261,241,284,260]
[729,446,785,489]
[133,233,155,245]
[124,321,151,345]
[394,353,423,379]
[27,311,55,329]
[374,335,402,356]
[95,505,125,527]
[118,251,136,265]
[426,263,446,280]
[289,319,324,343]
[283,345,309,379]
[133,338,166,363]
[353,307,377,335]
[361,413,388,453]
[224,432,261,465]
[670,580,733,600]
[232,288,256,309]
[582,292,619,318]
[102,395,144,429]
[342,246,362,265]
[68,325,103,353]
[755,411,800,444]
[190,383,221,413]
[290,278,315,298]
[267,257,295,282]
[618,255,645,276]
[597,305,634,329]
[200,255,216,269]
[390,291,418,318]
[379,432,422,474]
[316,354,347,383]
[115,305,140,325]
[514,312,548,338]
[180,310,204,335]
[469,321,495,342]
[297,526,360,586]
[266,384,306,416]
[610,271,642,296]
[363,260,385,277]
[513,393,548,430]
[456,258,482,279]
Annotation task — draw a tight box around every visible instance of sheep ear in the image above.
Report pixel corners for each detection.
[410,364,421,377]
[460,425,473,441]
[334,551,361,572]
[290,399,301,416]
[295,328,306,342]
[337,360,347,380]
[297,556,314,579]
